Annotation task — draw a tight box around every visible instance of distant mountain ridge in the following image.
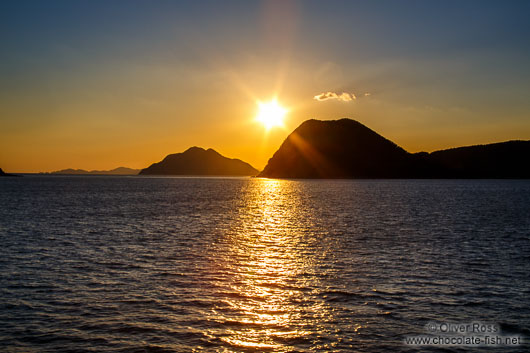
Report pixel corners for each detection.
[139,147,258,176]
[258,119,530,179]
[43,167,140,175]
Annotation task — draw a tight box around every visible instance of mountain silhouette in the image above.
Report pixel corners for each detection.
[258,119,530,179]
[259,119,415,178]
[139,147,258,176]
[43,167,140,175]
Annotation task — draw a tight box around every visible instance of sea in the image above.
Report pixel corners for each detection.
[0,176,529,352]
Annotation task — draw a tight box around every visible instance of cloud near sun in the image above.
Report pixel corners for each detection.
[313,91,370,102]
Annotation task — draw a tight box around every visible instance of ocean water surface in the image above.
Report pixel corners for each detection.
[0,176,529,352]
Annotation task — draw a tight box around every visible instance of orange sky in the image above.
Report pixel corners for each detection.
[1,1,530,173]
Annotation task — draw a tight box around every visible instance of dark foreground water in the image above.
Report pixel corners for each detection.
[0,177,529,352]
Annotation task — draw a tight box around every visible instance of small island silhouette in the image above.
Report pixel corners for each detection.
[258,119,530,179]
[0,168,19,177]
[139,147,258,176]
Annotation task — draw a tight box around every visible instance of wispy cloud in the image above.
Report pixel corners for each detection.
[314,92,355,102]
[313,91,370,102]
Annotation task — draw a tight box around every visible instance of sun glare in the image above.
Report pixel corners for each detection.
[256,99,287,130]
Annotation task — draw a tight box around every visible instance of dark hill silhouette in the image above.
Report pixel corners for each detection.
[429,141,530,178]
[258,119,530,179]
[259,119,416,178]
[43,167,139,175]
[140,147,258,176]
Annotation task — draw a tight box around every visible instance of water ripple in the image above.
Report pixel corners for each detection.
[0,177,529,352]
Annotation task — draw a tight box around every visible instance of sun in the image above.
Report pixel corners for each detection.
[256,99,287,130]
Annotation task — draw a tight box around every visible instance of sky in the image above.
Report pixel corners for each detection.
[1,0,530,173]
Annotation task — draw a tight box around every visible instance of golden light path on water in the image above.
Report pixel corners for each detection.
[202,179,339,352]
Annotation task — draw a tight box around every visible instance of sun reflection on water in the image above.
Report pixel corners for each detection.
[204,179,328,351]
